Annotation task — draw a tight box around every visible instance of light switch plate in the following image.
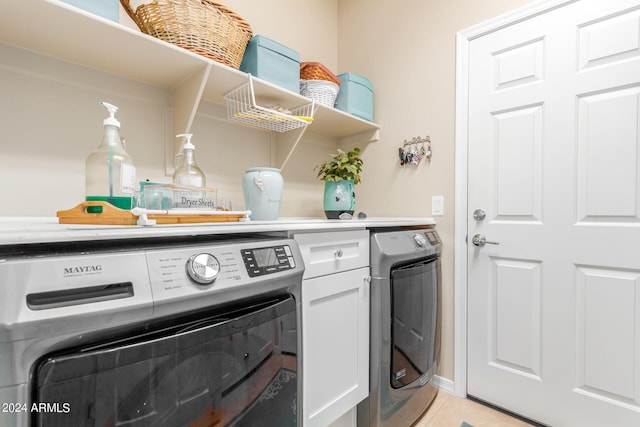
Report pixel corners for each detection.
[432,196,444,216]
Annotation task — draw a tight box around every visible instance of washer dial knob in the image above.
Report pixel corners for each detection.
[414,233,428,247]
[186,253,220,285]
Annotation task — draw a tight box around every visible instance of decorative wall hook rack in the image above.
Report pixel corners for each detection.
[399,136,431,166]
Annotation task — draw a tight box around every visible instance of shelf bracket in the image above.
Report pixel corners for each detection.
[277,101,318,171]
[167,63,212,173]
[277,125,310,171]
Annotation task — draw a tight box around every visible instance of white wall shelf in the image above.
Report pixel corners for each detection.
[2,0,380,170]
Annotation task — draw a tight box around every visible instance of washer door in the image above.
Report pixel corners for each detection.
[32,295,298,427]
[390,258,439,389]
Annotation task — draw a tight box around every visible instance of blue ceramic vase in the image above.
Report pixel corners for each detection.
[243,167,284,220]
[323,179,355,219]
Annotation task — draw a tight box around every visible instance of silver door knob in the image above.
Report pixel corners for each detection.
[473,209,487,221]
[471,234,499,247]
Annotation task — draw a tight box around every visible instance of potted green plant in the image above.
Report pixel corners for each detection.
[314,147,363,219]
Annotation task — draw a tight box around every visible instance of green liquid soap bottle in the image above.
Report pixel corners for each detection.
[173,133,206,187]
[85,101,137,210]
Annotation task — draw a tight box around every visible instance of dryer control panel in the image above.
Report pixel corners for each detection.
[424,230,440,246]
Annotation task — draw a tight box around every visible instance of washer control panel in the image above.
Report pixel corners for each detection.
[241,245,296,277]
[144,239,302,315]
[186,253,221,285]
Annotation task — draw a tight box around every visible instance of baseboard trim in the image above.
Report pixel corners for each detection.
[433,375,455,395]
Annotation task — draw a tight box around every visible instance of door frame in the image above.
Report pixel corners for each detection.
[453,0,575,397]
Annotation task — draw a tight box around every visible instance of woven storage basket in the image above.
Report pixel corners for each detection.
[300,80,339,107]
[300,62,341,86]
[121,0,253,69]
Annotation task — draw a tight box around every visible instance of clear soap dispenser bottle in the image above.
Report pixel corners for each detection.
[85,101,136,209]
[173,133,206,187]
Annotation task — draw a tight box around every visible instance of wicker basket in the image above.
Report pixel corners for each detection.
[300,62,341,86]
[121,0,253,69]
[300,80,339,107]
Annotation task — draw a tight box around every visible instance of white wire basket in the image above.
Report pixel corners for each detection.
[225,76,315,132]
[300,79,340,107]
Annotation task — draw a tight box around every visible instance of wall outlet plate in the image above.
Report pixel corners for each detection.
[432,196,444,216]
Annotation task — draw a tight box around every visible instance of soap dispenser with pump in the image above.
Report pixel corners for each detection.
[173,133,206,187]
[85,101,136,209]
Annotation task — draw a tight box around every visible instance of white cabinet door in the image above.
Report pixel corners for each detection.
[302,267,370,427]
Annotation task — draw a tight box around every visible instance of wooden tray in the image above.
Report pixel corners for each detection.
[57,201,246,226]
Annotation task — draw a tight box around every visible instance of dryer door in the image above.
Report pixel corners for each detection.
[390,257,439,389]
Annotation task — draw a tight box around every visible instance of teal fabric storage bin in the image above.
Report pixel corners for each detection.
[240,35,301,94]
[335,73,374,122]
[61,0,119,22]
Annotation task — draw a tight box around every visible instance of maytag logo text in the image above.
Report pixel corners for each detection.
[63,265,103,276]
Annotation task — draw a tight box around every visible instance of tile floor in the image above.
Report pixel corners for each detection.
[414,390,534,427]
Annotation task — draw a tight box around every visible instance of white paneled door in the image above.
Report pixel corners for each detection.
[466,0,640,425]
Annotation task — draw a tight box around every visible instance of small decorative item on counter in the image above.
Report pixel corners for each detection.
[240,35,301,93]
[136,179,164,208]
[299,62,341,107]
[242,167,284,220]
[143,184,217,210]
[120,0,253,68]
[314,147,363,219]
[334,72,374,121]
[85,101,137,211]
[173,134,206,187]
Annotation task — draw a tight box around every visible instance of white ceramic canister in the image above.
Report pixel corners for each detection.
[242,167,284,220]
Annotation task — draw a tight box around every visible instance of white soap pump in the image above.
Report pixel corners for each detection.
[85,101,137,209]
[173,133,206,187]
[101,101,119,127]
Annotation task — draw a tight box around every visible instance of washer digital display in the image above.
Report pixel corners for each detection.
[253,248,279,267]
[241,245,296,277]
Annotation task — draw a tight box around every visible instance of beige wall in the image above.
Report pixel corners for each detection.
[336,0,535,381]
[0,1,340,218]
[2,0,535,384]
[223,0,339,71]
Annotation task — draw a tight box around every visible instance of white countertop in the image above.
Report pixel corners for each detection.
[0,217,436,246]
